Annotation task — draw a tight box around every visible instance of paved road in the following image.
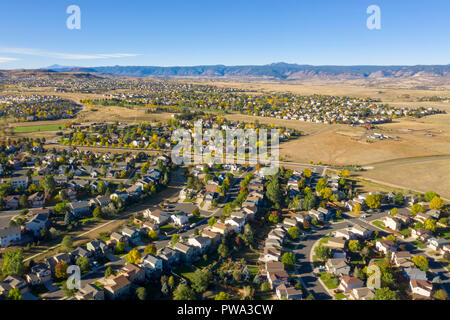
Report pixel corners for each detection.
[292,208,391,299]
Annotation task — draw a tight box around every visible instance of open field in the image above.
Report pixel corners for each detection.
[13,124,65,133]
[360,158,450,200]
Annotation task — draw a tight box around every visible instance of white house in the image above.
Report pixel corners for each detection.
[171,212,189,226]
[0,227,21,248]
[143,209,170,225]
[410,279,433,298]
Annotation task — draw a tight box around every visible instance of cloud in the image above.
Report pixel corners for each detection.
[0,47,140,60]
[0,57,19,63]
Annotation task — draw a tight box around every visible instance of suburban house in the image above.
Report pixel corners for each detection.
[383,216,401,231]
[171,212,189,226]
[173,242,196,262]
[0,226,21,248]
[275,283,302,300]
[334,229,355,240]
[187,236,211,254]
[122,227,141,241]
[69,200,91,217]
[325,258,350,276]
[25,263,51,285]
[141,254,163,277]
[104,274,131,299]
[143,209,170,225]
[349,225,372,239]
[109,232,129,246]
[349,287,375,300]
[391,251,414,268]
[309,209,324,221]
[158,247,181,268]
[120,264,146,283]
[4,195,20,210]
[375,240,397,254]
[411,228,433,242]
[427,237,449,252]
[86,240,109,257]
[28,192,44,207]
[267,270,289,289]
[410,278,433,298]
[224,217,245,233]
[75,283,104,300]
[1,275,29,295]
[324,237,347,250]
[201,229,221,247]
[338,275,364,293]
[211,222,230,235]
[25,212,49,235]
[403,267,427,281]
[263,247,282,262]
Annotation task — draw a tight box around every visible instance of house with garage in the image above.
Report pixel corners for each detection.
[338,275,364,293]
[325,258,350,276]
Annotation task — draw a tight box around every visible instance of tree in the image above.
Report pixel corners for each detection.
[390,208,398,216]
[303,192,316,211]
[55,261,68,279]
[116,241,125,253]
[61,236,73,252]
[365,194,382,209]
[348,240,362,253]
[173,283,196,300]
[303,168,312,179]
[148,230,158,241]
[191,269,211,293]
[215,292,231,300]
[260,281,271,292]
[218,243,229,259]
[242,286,255,300]
[193,207,200,218]
[19,194,29,208]
[429,196,444,210]
[41,174,56,199]
[433,289,448,300]
[424,191,439,202]
[281,252,295,270]
[7,288,23,300]
[412,255,429,271]
[268,212,279,224]
[393,193,405,206]
[266,175,282,208]
[144,244,157,255]
[76,257,90,273]
[315,178,327,194]
[136,287,147,300]
[93,206,103,219]
[314,245,331,261]
[411,203,425,215]
[208,216,217,227]
[287,226,300,240]
[171,234,180,246]
[424,218,437,232]
[353,203,362,214]
[126,249,142,264]
[373,287,398,300]
[105,266,113,278]
[2,249,25,276]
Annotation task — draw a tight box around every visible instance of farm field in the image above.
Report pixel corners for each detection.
[13,124,65,133]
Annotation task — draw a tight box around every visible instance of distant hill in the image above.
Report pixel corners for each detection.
[47,62,450,81]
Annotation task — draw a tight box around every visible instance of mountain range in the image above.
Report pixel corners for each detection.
[46,63,450,81]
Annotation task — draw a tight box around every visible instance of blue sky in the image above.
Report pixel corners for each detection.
[0,0,448,69]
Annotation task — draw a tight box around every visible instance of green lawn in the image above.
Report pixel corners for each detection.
[399,228,412,237]
[334,293,347,300]
[372,221,385,229]
[159,224,177,234]
[174,265,196,282]
[319,272,339,290]
[413,240,427,249]
[13,124,64,133]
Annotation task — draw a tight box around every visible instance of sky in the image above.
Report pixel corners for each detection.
[0,0,448,69]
